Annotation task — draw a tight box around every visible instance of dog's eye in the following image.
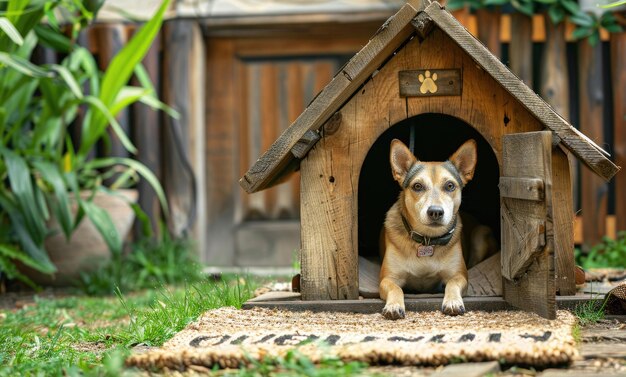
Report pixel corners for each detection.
[412,182,424,192]
[445,181,456,192]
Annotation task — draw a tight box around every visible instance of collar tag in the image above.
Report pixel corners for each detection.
[417,245,434,257]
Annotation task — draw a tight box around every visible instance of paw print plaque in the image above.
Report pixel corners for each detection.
[418,70,438,94]
[399,69,462,97]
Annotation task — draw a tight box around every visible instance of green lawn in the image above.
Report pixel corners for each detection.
[0,277,255,376]
[0,276,369,376]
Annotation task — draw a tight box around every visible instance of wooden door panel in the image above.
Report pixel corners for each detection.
[238,57,343,221]
[500,131,556,319]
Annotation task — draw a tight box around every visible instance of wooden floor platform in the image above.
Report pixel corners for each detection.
[243,291,604,313]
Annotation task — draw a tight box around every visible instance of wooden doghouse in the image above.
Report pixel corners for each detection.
[240,0,619,319]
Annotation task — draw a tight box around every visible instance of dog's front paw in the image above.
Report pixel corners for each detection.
[382,303,406,320]
[441,297,465,316]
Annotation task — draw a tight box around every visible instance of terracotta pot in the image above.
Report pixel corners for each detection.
[26,189,138,286]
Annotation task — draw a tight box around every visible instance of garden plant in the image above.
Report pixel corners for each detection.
[0,0,174,287]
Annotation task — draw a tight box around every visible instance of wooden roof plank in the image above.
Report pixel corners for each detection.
[241,1,619,194]
[423,2,619,181]
[239,2,420,193]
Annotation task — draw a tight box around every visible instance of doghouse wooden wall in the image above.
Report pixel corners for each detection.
[36,6,625,267]
[300,25,575,300]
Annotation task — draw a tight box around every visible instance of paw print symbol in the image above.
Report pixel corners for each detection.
[418,70,438,94]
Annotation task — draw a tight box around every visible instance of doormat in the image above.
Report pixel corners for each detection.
[126,307,579,371]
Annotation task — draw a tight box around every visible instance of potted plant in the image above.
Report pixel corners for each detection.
[0,0,174,286]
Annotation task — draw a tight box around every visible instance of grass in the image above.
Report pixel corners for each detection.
[115,278,255,347]
[572,323,582,343]
[1,230,375,376]
[237,349,369,377]
[573,298,607,326]
[0,275,372,376]
[573,233,625,328]
[0,276,256,376]
[77,231,203,296]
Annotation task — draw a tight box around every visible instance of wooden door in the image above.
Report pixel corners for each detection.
[500,131,556,319]
[235,57,348,267]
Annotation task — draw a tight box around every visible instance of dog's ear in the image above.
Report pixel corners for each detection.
[390,139,417,185]
[449,139,477,184]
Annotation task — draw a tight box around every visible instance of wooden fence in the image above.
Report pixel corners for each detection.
[33,7,625,264]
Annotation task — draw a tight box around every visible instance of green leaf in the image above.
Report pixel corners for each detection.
[33,161,73,239]
[43,2,60,30]
[484,0,508,5]
[0,51,53,77]
[111,86,150,115]
[50,64,83,99]
[84,0,106,15]
[72,46,100,91]
[445,0,467,10]
[132,66,180,119]
[89,0,170,144]
[83,157,169,216]
[138,93,180,120]
[569,12,596,28]
[0,74,38,133]
[604,23,623,33]
[130,202,153,238]
[109,167,137,190]
[133,64,156,92]
[600,0,626,8]
[34,24,71,53]
[0,259,34,288]
[600,12,623,32]
[560,0,581,14]
[0,193,55,274]
[34,183,49,220]
[468,0,484,9]
[0,17,24,46]
[38,76,62,113]
[600,11,617,24]
[79,198,122,256]
[98,0,167,93]
[588,30,600,46]
[82,95,137,154]
[0,1,46,54]
[534,0,558,4]
[0,148,47,244]
[0,243,51,275]
[62,169,86,231]
[548,5,566,24]
[572,26,593,39]
[512,0,534,16]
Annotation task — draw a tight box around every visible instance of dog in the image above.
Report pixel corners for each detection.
[379,138,478,320]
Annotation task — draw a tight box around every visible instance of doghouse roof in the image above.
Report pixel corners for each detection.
[239,0,619,194]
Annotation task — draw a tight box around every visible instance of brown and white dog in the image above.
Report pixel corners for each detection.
[379,139,478,320]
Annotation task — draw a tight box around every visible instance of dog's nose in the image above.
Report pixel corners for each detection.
[427,206,444,221]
